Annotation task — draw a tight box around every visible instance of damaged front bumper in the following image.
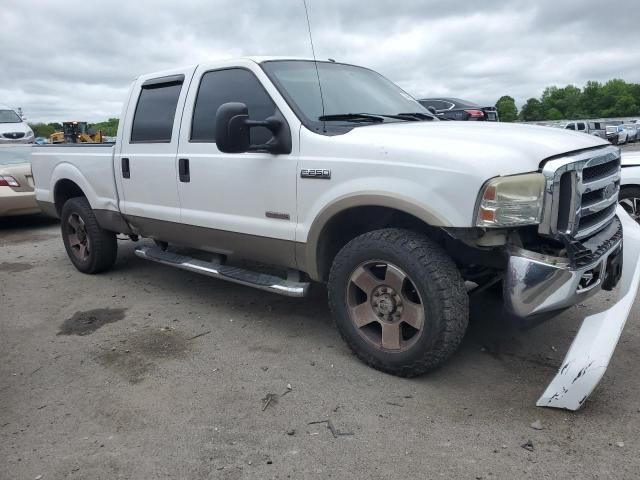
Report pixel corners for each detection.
[537,207,640,410]
[504,206,640,410]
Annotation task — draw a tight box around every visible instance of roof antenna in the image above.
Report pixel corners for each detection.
[302,0,326,132]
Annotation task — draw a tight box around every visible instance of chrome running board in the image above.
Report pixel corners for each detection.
[134,246,310,298]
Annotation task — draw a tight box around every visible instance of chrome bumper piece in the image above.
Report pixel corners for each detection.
[535,207,640,410]
[504,220,622,318]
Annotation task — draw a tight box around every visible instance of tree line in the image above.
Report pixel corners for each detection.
[29,118,119,138]
[495,79,640,123]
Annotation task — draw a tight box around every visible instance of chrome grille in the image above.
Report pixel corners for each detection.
[538,146,621,241]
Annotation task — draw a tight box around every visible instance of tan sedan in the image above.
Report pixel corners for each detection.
[0,146,39,217]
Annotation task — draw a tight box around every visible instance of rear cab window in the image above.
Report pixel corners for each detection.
[130,75,185,143]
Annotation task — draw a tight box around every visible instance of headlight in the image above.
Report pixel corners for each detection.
[476,172,545,227]
[24,130,34,138]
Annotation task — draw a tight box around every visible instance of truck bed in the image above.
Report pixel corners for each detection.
[31,143,120,216]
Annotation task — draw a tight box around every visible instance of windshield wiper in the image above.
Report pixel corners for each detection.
[318,113,385,123]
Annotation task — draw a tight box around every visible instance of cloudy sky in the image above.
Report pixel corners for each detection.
[2,0,639,122]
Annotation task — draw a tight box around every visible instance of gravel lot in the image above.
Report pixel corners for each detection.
[1,215,639,479]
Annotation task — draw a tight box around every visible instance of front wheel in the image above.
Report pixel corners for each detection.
[61,197,118,273]
[328,229,469,377]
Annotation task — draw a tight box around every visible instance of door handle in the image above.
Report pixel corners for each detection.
[179,158,190,182]
[121,157,130,179]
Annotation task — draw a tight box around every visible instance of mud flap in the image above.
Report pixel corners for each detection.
[537,206,640,410]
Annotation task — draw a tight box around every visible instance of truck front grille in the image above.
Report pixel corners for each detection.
[539,146,621,242]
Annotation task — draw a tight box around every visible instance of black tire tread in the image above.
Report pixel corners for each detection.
[328,228,469,377]
[620,185,640,199]
[61,197,117,274]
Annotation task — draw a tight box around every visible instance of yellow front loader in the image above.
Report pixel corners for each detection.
[49,122,102,144]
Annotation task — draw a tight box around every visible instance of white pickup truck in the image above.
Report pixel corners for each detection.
[31,57,640,409]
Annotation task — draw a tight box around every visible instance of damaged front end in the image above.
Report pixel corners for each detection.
[501,145,640,410]
[450,146,639,409]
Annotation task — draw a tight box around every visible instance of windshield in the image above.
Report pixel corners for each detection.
[261,60,431,128]
[606,126,617,133]
[0,109,23,123]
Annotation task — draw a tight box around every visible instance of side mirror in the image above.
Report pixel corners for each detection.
[426,106,438,115]
[215,102,291,154]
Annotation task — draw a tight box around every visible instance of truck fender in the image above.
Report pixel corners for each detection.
[50,162,115,213]
[300,193,450,280]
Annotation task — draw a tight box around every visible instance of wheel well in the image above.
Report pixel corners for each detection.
[54,179,85,216]
[315,206,437,281]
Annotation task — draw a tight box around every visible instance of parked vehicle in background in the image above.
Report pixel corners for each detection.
[0,145,39,216]
[559,121,589,132]
[587,121,612,141]
[623,124,638,143]
[0,105,34,144]
[34,137,49,145]
[31,57,640,410]
[49,121,103,144]
[418,98,499,121]
[621,150,640,224]
[607,125,628,145]
[554,121,609,139]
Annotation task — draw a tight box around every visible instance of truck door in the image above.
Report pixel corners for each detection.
[116,68,195,226]
[175,63,298,268]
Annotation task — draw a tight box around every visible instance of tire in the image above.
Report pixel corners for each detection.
[328,228,469,377]
[620,186,640,225]
[61,197,117,274]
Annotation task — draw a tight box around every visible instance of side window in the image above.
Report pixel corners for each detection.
[565,123,575,130]
[191,68,277,144]
[423,100,452,110]
[577,122,586,131]
[131,79,183,143]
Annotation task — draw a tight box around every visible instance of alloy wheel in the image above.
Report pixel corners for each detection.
[620,197,640,223]
[346,261,425,352]
[66,213,91,261]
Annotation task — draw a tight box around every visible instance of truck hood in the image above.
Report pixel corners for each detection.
[340,121,609,177]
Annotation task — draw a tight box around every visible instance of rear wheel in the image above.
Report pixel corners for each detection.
[620,187,640,225]
[328,229,469,377]
[61,197,117,273]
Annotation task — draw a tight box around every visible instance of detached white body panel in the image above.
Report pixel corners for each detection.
[538,207,640,410]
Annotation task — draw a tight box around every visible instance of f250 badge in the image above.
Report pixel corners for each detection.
[301,168,331,179]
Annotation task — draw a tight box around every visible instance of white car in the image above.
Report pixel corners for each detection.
[0,105,34,144]
[31,57,640,410]
[606,125,628,145]
[623,124,638,143]
[621,150,640,224]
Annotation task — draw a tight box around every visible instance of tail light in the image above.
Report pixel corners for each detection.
[464,109,485,119]
[0,175,20,187]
